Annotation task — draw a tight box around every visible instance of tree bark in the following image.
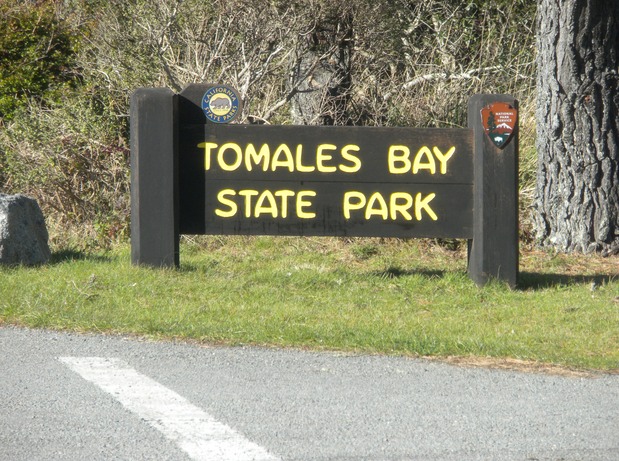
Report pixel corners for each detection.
[289,10,353,125]
[535,0,619,254]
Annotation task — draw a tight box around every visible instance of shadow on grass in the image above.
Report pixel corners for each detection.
[519,272,617,289]
[371,267,617,290]
[370,267,446,279]
[50,249,112,264]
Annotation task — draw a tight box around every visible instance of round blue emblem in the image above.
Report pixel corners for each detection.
[201,85,241,123]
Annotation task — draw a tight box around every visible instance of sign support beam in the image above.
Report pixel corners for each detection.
[130,88,179,267]
[467,94,519,288]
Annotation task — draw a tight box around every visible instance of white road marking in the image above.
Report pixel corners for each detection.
[59,357,279,461]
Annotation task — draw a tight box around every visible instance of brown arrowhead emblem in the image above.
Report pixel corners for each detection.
[481,102,517,149]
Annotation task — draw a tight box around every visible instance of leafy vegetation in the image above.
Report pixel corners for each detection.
[4,1,615,372]
[1,0,537,248]
[0,1,79,121]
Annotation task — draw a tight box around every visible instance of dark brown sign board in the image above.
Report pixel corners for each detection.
[130,84,518,287]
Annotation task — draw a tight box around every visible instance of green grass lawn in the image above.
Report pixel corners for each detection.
[1,236,618,372]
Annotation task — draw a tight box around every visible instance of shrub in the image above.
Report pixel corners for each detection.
[1,0,538,249]
[1,89,129,249]
[0,0,79,121]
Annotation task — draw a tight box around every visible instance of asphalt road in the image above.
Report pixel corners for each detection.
[1,325,618,460]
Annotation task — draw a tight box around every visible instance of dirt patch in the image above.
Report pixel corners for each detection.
[429,355,617,378]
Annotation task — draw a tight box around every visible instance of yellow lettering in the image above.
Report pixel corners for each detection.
[215,189,237,217]
[432,146,455,174]
[343,191,366,219]
[339,145,362,173]
[365,192,389,220]
[198,142,218,170]
[274,190,295,218]
[218,143,243,171]
[254,190,279,218]
[388,146,411,174]
[295,145,315,173]
[412,147,436,174]
[343,191,439,221]
[389,192,414,220]
[271,144,295,172]
[245,143,270,171]
[296,191,316,218]
[238,190,259,218]
[316,144,337,173]
[415,193,438,221]
[214,189,316,220]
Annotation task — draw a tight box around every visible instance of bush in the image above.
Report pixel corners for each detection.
[0,0,538,249]
[0,0,79,121]
[75,0,537,127]
[1,89,130,249]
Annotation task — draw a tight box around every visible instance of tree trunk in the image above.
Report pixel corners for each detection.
[534,0,619,254]
[289,10,353,125]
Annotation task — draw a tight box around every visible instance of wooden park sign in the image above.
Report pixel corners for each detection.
[130,84,519,287]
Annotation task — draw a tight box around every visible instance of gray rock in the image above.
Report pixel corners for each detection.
[0,194,51,266]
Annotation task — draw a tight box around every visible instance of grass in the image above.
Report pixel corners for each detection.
[1,236,618,372]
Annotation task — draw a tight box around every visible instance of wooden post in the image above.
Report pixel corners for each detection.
[130,88,179,267]
[177,83,214,235]
[467,94,519,288]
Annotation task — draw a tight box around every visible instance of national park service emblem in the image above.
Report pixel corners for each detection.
[202,85,242,124]
[481,102,517,149]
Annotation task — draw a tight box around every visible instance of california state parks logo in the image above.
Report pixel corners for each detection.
[201,85,242,124]
[481,102,517,149]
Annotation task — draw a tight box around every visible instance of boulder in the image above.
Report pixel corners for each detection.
[0,194,51,266]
